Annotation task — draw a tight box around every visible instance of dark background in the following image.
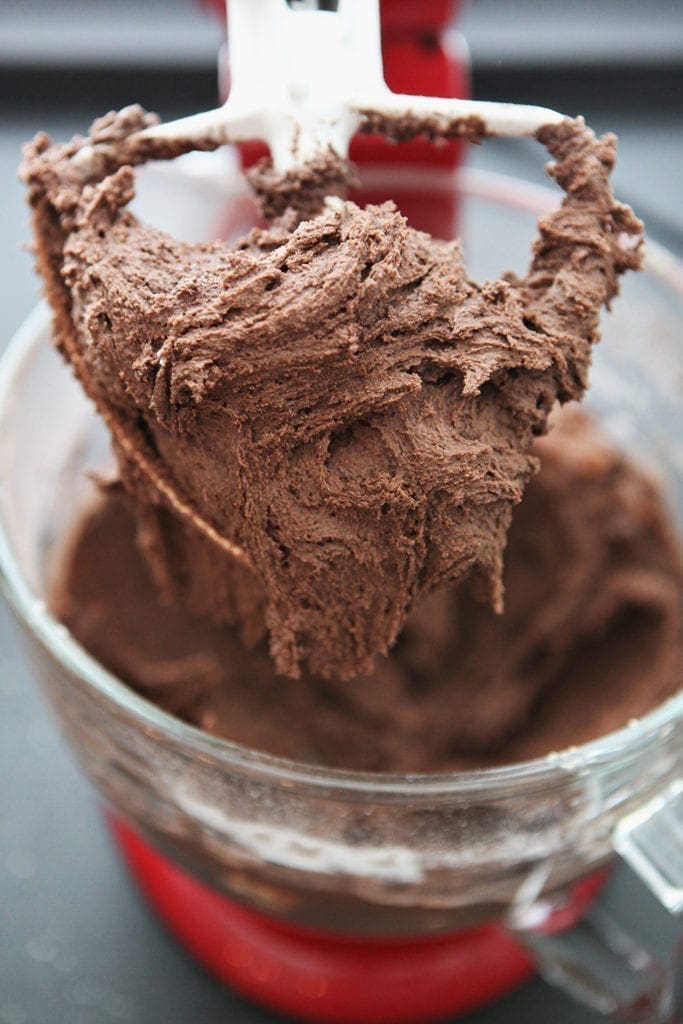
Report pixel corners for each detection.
[1,2,682,1022]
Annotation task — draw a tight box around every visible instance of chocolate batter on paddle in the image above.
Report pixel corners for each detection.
[23,107,642,679]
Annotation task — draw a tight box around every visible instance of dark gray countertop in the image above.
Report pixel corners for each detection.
[1,7,682,1021]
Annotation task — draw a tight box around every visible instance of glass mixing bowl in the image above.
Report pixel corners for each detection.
[1,159,681,1023]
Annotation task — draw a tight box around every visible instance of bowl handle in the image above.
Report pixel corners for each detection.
[507,780,682,1022]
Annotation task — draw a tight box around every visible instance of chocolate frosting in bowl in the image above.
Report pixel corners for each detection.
[49,409,683,772]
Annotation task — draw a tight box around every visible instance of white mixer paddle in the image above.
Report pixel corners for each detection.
[72,0,565,184]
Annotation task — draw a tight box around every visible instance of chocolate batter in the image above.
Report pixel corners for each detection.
[49,410,683,772]
[23,108,643,680]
